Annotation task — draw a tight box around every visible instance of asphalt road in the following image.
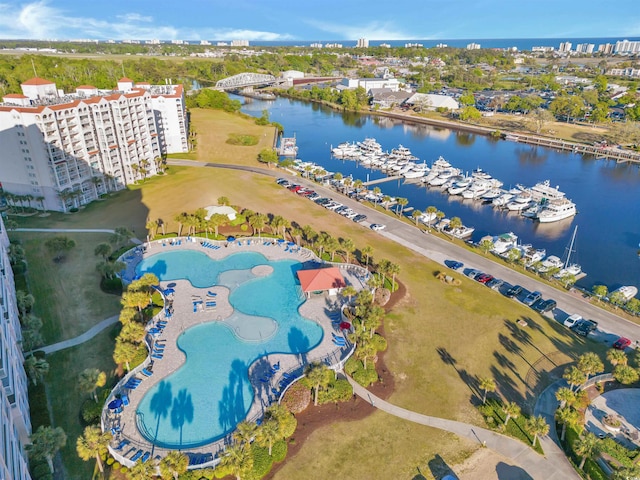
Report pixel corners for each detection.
[169,159,640,348]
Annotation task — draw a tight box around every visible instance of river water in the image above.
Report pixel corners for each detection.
[236,95,640,294]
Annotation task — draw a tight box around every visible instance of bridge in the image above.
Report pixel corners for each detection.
[215,73,278,90]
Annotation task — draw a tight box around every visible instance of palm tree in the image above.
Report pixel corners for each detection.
[233,420,257,448]
[387,262,400,292]
[305,362,331,406]
[479,377,496,404]
[563,366,587,391]
[555,387,576,408]
[340,238,355,263]
[361,245,373,267]
[16,290,35,318]
[219,443,253,480]
[479,239,494,254]
[556,406,580,441]
[435,210,445,229]
[208,213,229,238]
[29,426,67,473]
[592,284,608,302]
[126,459,157,480]
[145,219,158,240]
[353,179,363,191]
[218,196,230,206]
[118,321,146,343]
[613,465,640,480]
[249,213,268,237]
[76,425,111,473]
[426,205,438,229]
[356,337,378,369]
[524,415,549,447]
[290,226,302,246]
[24,355,49,385]
[270,215,287,238]
[449,216,462,232]
[396,197,408,215]
[372,187,382,207]
[324,235,340,261]
[256,418,280,455]
[502,401,521,425]
[94,242,112,261]
[577,352,604,380]
[607,348,628,367]
[78,368,106,402]
[45,236,76,262]
[159,451,189,480]
[411,209,422,226]
[382,195,391,210]
[113,339,138,371]
[174,212,187,237]
[613,364,640,384]
[341,285,357,303]
[574,432,598,469]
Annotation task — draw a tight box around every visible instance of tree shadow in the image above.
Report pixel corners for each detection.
[138,258,168,280]
[170,388,194,450]
[218,359,248,433]
[252,355,275,405]
[490,364,524,407]
[427,453,458,479]
[288,326,310,363]
[149,380,173,451]
[496,462,533,480]
[436,347,480,404]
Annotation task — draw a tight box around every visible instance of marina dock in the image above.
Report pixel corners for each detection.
[362,175,403,186]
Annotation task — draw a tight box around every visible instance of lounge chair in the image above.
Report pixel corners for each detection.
[122,394,129,406]
[115,439,130,450]
[151,353,163,360]
[131,450,143,461]
[141,452,151,463]
[207,291,217,297]
[272,361,280,370]
[141,368,153,377]
[125,447,137,456]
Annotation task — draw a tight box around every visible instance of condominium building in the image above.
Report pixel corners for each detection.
[466,42,481,50]
[614,39,640,54]
[575,43,595,54]
[0,77,188,212]
[356,38,369,48]
[0,216,32,480]
[558,42,573,53]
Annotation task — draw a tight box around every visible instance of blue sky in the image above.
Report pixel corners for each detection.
[0,0,638,41]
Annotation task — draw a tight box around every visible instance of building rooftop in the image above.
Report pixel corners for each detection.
[21,77,55,86]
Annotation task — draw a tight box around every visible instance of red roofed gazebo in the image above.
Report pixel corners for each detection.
[297,267,346,297]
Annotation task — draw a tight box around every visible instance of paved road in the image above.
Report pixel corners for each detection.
[169,159,639,344]
[347,376,579,480]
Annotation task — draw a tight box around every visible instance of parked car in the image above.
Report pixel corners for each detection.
[613,337,632,350]
[486,278,504,290]
[564,314,582,328]
[505,285,523,298]
[531,298,546,312]
[446,260,464,271]
[538,299,557,313]
[523,291,542,306]
[370,224,386,231]
[466,269,482,279]
[352,214,367,223]
[276,178,289,185]
[572,319,598,336]
[476,273,494,284]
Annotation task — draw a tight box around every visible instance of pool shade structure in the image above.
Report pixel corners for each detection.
[296,267,346,297]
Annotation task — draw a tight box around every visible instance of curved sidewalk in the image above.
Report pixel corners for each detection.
[37,315,120,355]
[347,376,579,480]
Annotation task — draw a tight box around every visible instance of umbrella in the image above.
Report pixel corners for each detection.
[277,238,285,244]
[167,282,177,288]
[340,322,352,330]
[108,398,123,410]
[287,242,296,246]
[227,236,236,242]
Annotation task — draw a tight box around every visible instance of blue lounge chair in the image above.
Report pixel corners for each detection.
[151,353,163,360]
[141,452,151,463]
[131,450,143,461]
[115,439,130,451]
[125,447,137,456]
[122,394,129,406]
[141,368,153,377]
[272,361,280,370]
[207,291,217,297]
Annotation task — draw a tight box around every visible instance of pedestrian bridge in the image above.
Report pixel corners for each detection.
[215,73,277,90]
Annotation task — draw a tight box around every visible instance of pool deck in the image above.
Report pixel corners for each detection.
[107,237,368,466]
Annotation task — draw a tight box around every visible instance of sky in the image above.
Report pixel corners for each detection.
[0,0,639,42]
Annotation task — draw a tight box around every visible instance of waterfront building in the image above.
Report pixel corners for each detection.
[615,39,640,54]
[0,216,32,480]
[357,38,369,48]
[575,43,595,54]
[310,42,323,49]
[231,40,250,47]
[558,42,573,53]
[405,93,460,111]
[532,46,555,52]
[608,68,640,78]
[369,89,413,109]
[466,42,481,50]
[341,77,401,92]
[598,43,615,54]
[405,43,424,48]
[0,77,187,212]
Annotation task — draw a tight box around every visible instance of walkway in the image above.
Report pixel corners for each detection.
[15,228,143,244]
[37,315,120,355]
[347,376,579,480]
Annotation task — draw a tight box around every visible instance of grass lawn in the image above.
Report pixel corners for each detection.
[11,232,122,344]
[46,326,119,480]
[11,107,606,479]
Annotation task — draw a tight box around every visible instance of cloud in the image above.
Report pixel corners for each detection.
[305,19,415,40]
[0,1,291,41]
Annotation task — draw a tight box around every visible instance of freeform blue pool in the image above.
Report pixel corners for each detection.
[134,251,323,449]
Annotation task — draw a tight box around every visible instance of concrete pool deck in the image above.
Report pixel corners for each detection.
[106,237,368,467]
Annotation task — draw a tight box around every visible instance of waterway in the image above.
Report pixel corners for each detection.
[235,94,640,295]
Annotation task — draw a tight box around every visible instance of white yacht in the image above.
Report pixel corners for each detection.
[537,255,563,273]
[491,232,519,255]
[492,193,514,207]
[530,180,566,202]
[536,199,577,223]
[610,286,638,302]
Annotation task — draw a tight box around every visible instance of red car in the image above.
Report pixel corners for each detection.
[476,273,494,284]
[613,337,632,350]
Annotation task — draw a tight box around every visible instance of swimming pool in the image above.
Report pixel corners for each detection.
[134,251,323,449]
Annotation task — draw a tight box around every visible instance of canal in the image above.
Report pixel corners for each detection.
[236,94,640,295]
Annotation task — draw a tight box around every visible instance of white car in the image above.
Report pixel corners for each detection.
[564,314,582,328]
[370,224,386,231]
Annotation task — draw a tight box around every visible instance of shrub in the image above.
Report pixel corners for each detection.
[318,378,352,404]
[106,457,115,466]
[100,277,123,295]
[344,357,362,376]
[352,366,379,386]
[32,463,51,478]
[69,207,79,213]
[250,444,273,478]
[370,334,387,352]
[271,439,287,462]
[81,398,102,424]
[281,382,311,414]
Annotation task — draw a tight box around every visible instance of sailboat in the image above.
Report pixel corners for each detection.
[554,226,582,279]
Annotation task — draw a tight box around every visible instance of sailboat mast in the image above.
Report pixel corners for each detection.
[564,226,578,269]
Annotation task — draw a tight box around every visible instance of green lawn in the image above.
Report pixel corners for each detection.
[11,108,605,479]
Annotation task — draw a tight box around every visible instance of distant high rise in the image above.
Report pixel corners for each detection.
[356,38,369,48]
[598,43,614,54]
[231,39,249,47]
[615,39,640,54]
[558,42,572,52]
[466,42,481,50]
[575,43,595,54]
